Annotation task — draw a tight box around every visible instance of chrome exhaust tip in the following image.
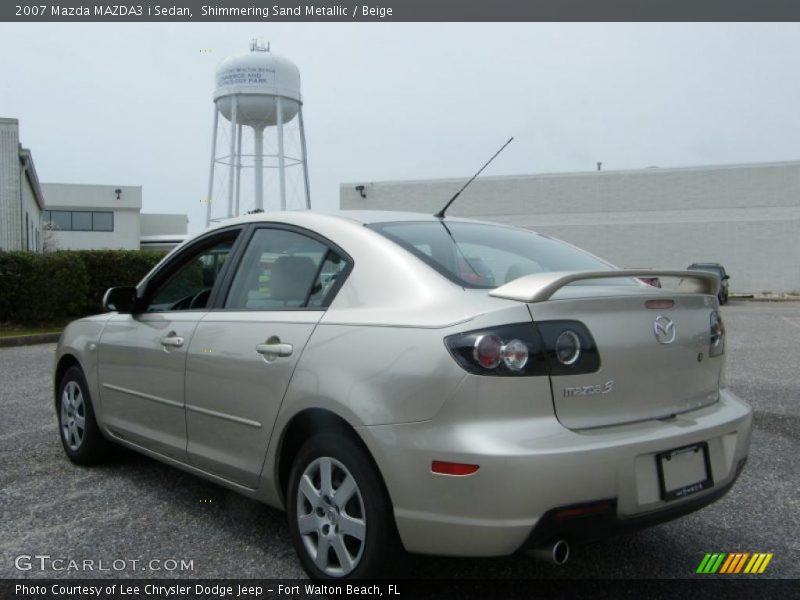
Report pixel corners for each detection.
[528,539,570,565]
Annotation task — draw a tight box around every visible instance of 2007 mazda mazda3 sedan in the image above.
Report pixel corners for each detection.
[55,211,752,579]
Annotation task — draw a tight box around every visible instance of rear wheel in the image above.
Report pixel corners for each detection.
[287,432,404,579]
[57,366,110,465]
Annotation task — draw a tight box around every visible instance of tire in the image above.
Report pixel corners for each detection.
[56,366,111,465]
[286,431,405,579]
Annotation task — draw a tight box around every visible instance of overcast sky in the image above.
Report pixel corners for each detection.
[1,23,799,232]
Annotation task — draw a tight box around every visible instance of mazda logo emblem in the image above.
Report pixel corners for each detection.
[653,315,676,344]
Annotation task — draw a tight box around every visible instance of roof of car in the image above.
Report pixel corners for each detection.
[209,209,497,229]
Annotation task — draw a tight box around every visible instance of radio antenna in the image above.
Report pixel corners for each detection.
[434,136,513,219]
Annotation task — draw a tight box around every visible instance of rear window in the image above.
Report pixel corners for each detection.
[368,221,621,289]
[689,264,723,277]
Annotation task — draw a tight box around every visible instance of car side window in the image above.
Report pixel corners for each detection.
[307,252,348,308]
[225,228,341,310]
[145,238,235,312]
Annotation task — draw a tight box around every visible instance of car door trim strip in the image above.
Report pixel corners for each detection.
[185,403,262,429]
[102,383,184,409]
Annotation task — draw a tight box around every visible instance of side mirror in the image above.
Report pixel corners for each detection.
[722,275,730,280]
[103,286,138,313]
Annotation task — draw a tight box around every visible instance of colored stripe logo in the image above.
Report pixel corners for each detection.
[696,552,773,574]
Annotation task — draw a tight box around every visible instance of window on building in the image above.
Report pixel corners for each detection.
[72,211,92,231]
[42,210,114,232]
[92,212,114,231]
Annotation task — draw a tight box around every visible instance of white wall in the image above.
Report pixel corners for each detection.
[0,119,45,251]
[47,210,141,251]
[42,183,141,211]
[20,160,41,251]
[341,162,800,294]
[0,119,21,250]
[140,213,188,236]
[41,183,142,250]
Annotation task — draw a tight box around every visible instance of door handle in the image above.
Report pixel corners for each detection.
[161,334,185,348]
[256,336,293,361]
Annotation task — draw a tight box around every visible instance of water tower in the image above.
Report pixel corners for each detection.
[205,40,310,226]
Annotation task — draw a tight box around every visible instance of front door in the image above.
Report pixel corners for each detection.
[97,232,240,459]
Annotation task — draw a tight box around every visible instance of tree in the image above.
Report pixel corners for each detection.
[41,221,59,253]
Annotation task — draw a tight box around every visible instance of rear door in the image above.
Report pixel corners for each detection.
[185,225,351,487]
[530,287,721,429]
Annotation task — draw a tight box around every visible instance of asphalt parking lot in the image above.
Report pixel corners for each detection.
[1,301,798,580]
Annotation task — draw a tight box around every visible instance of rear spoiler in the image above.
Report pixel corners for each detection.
[489,270,720,303]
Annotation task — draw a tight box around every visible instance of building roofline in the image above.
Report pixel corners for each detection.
[40,181,142,190]
[341,159,800,188]
[19,147,46,211]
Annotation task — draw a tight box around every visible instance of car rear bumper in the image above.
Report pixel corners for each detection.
[356,387,752,557]
[521,456,746,549]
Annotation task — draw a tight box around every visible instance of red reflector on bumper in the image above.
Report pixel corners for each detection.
[431,461,480,476]
[554,502,613,519]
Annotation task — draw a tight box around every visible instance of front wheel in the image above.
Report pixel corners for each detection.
[57,366,111,465]
[287,432,404,579]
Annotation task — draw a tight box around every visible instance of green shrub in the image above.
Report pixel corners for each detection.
[0,252,37,322]
[0,249,166,325]
[76,250,165,315]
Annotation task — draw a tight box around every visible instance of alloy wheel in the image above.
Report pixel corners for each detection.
[296,456,367,577]
[60,381,86,451]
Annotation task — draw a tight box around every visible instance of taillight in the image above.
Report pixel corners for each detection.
[536,321,600,376]
[709,310,725,357]
[472,334,504,369]
[445,323,546,376]
[554,330,581,365]
[444,321,599,376]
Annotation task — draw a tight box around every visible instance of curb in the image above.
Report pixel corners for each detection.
[734,296,800,302]
[0,332,61,347]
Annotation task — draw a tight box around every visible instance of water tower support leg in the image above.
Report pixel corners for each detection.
[205,108,219,227]
[299,106,311,209]
[234,123,243,216]
[227,97,238,218]
[254,126,264,211]
[277,96,286,211]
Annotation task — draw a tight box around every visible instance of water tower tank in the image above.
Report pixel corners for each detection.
[205,40,311,225]
[213,51,301,127]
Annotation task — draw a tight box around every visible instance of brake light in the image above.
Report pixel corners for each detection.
[473,334,503,369]
[444,321,600,376]
[709,310,725,357]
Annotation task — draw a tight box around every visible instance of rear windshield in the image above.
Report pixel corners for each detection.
[368,221,621,289]
[689,265,723,277]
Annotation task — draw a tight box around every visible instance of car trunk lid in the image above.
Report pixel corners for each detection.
[490,271,722,429]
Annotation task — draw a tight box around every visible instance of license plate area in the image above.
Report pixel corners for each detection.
[656,442,713,501]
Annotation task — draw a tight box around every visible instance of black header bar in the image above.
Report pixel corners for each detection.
[5,0,800,22]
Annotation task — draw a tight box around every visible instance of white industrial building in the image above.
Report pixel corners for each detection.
[0,118,188,252]
[0,118,46,252]
[41,183,188,251]
[341,161,800,295]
